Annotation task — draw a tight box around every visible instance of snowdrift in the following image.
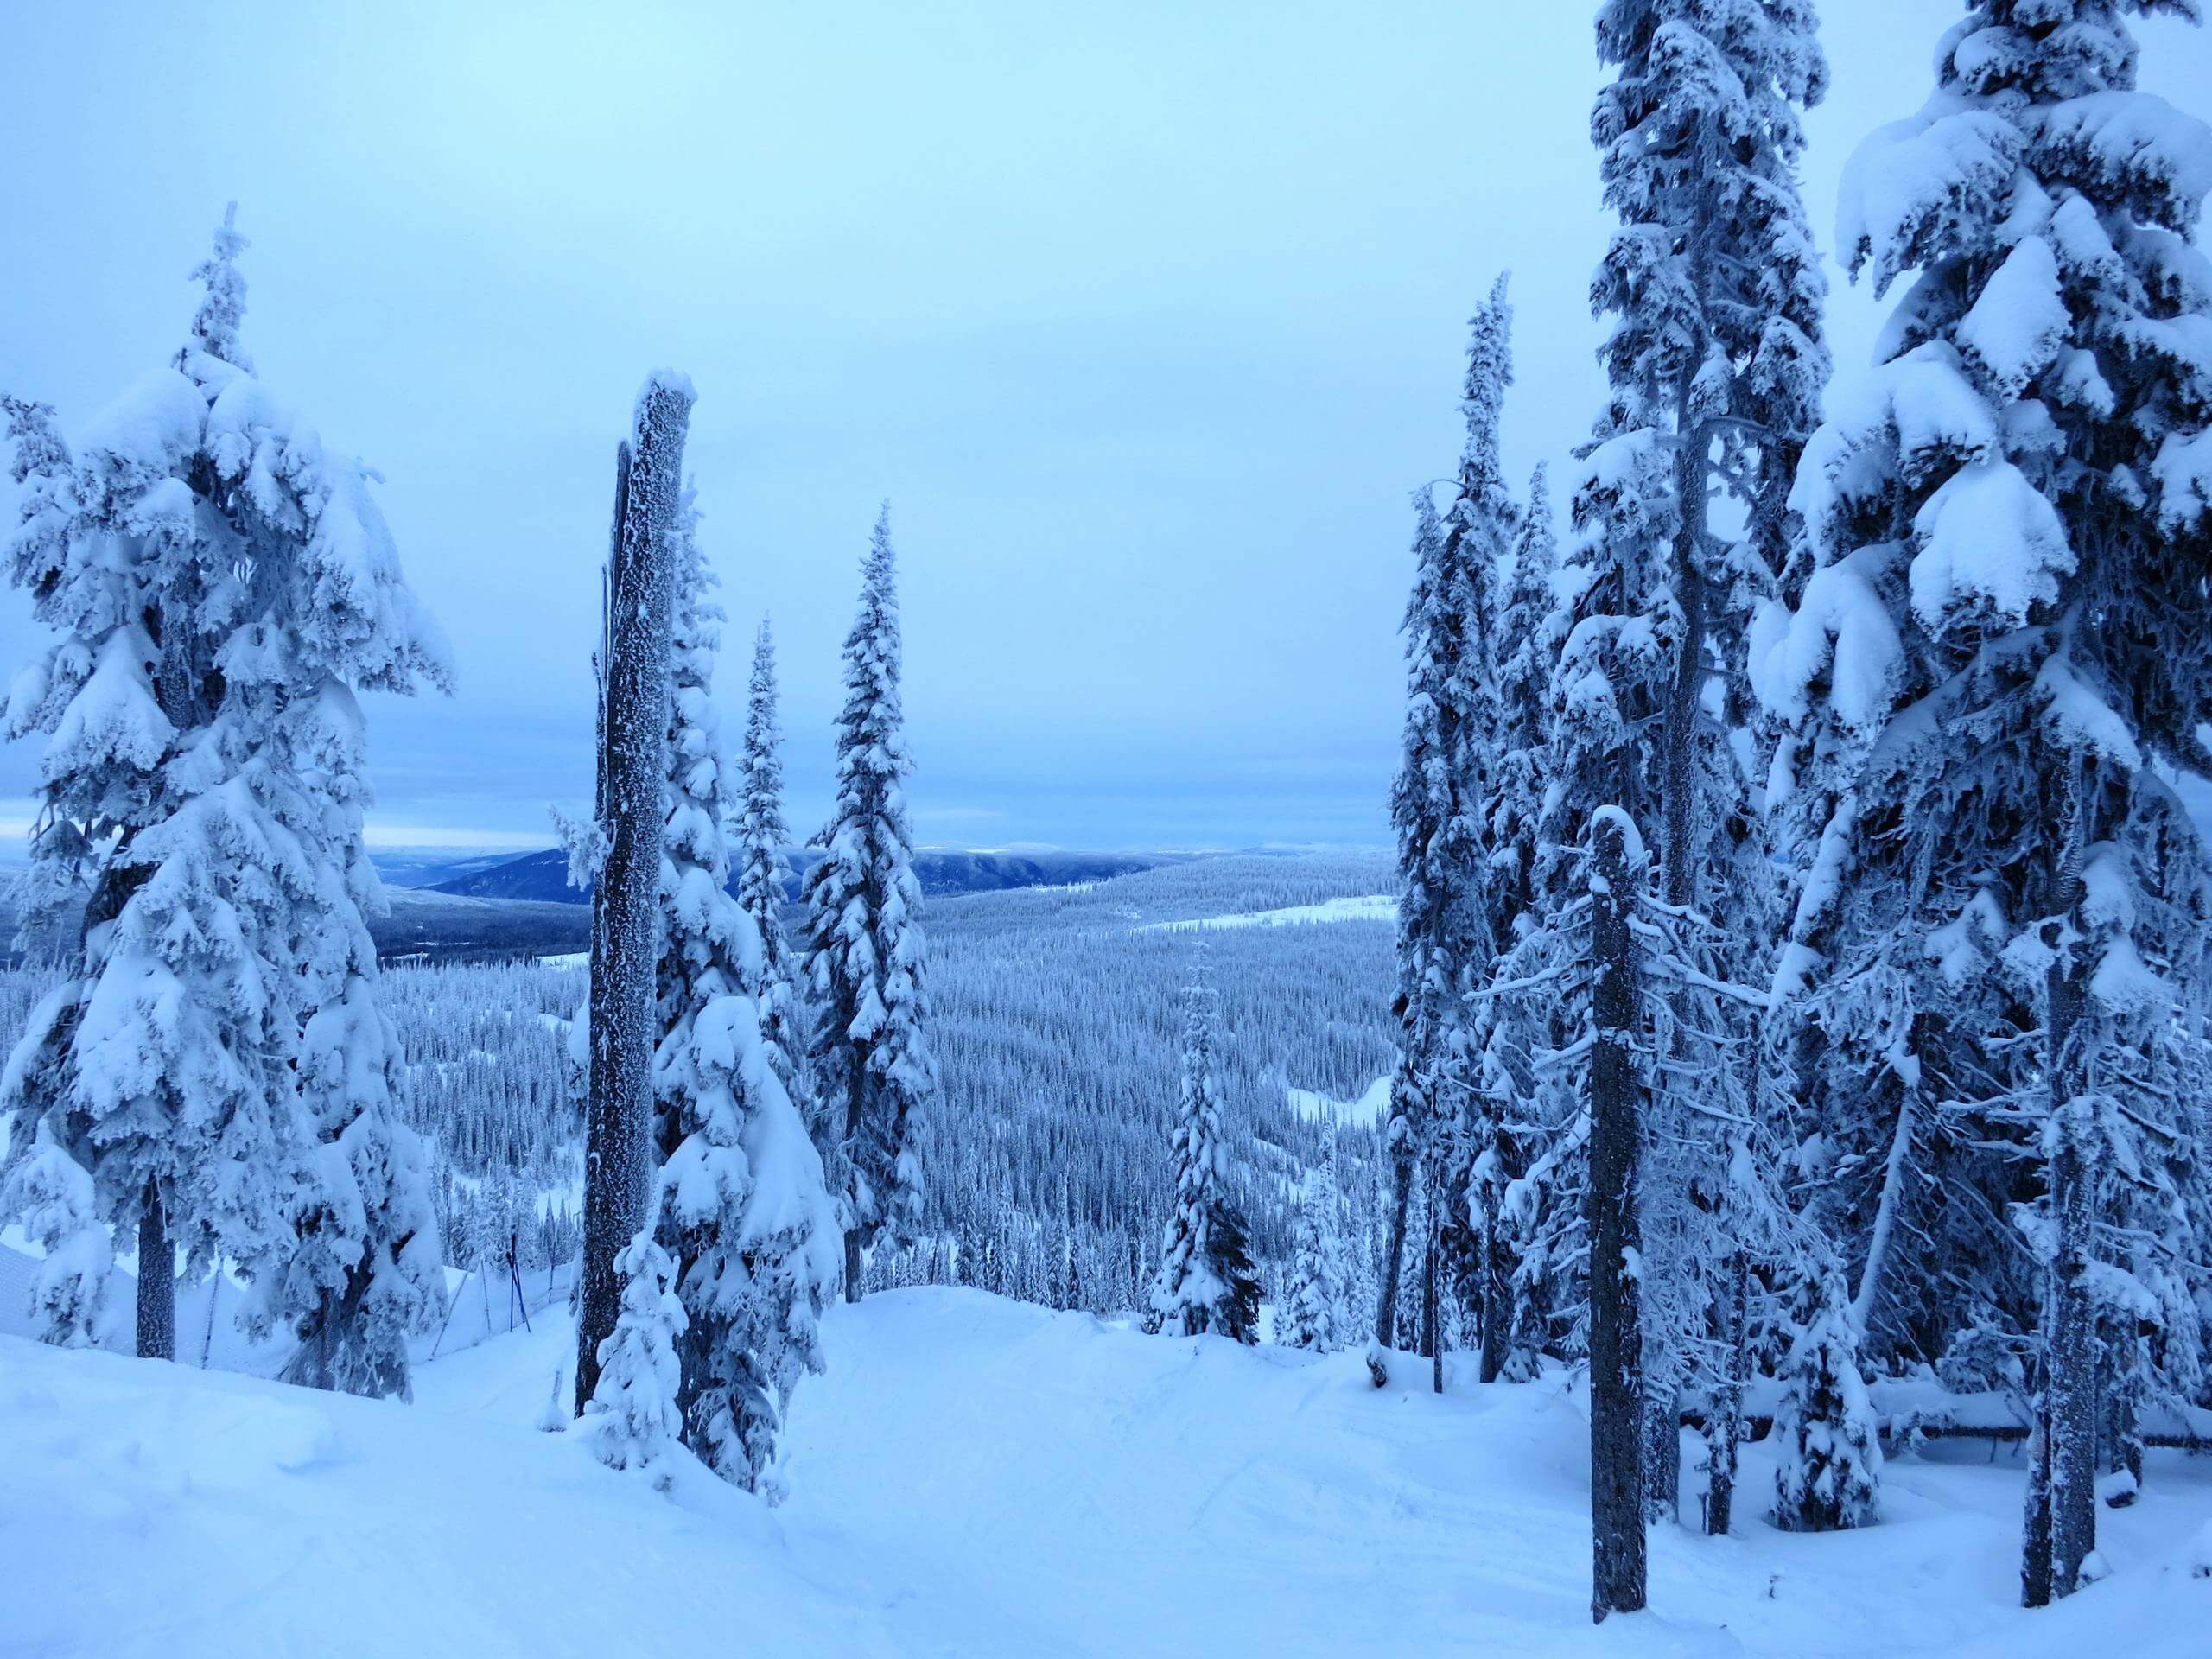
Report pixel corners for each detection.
[5,1287,2210,1657]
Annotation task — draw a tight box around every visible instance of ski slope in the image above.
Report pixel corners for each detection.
[4,1287,2209,1658]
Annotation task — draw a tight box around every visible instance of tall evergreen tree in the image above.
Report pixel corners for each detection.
[1465,467,1582,1389]
[1758,0,2212,1603]
[1588,0,1832,1541]
[804,506,934,1301]
[1380,279,1515,1358]
[652,493,839,1496]
[0,209,450,1392]
[734,620,815,1123]
[1147,961,1262,1343]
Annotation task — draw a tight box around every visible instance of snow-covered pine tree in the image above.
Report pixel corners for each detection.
[1414,276,1538,1387]
[652,490,840,1495]
[0,209,450,1384]
[1548,0,1831,1572]
[577,371,693,1412]
[1771,1264,1882,1534]
[1465,457,1560,1386]
[1280,1163,1347,1351]
[734,620,819,1137]
[1757,0,2212,1602]
[804,505,934,1302]
[1382,282,1516,1357]
[585,1200,689,1491]
[1147,961,1261,1343]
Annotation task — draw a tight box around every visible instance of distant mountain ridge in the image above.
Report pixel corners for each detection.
[424,846,1166,906]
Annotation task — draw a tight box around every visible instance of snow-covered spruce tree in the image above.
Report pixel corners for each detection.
[585,1198,689,1491]
[1381,283,1516,1357]
[1576,0,1833,1549]
[1280,1162,1347,1351]
[1419,276,1540,1385]
[1492,397,1773,1613]
[1758,0,2212,1602]
[1147,962,1261,1343]
[577,372,693,1412]
[1462,457,1560,1385]
[734,620,820,1139]
[0,210,450,1387]
[804,505,934,1302]
[652,492,840,1495]
[1771,1264,1882,1534]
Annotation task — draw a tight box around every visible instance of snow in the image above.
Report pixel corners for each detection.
[6,1287,2211,1657]
[1751,543,1904,734]
[1837,101,2020,293]
[1139,894,1398,932]
[1955,237,2068,397]
[2034,92,2212,224]
[1909,459,2074,631]
[1287,1074,1391,1127]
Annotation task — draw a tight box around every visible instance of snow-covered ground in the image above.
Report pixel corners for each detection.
[5,1288,2209,1658]
[1288,1073,1393,1126]
[1139,893,1398,932]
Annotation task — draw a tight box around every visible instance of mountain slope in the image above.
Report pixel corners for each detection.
[428,846,1164,905]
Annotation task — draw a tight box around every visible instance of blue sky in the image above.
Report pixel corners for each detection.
[4,3,2210,852]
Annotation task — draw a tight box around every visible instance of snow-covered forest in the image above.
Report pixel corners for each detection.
[8,2,2212,1656]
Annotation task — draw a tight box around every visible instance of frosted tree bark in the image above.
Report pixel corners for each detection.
[136,1185,174,1361]
[2028,762,2099,1603]
[2043,1105,2100,1598]
[2022,1404,2054,1607]
[1703,1249,1748,1536]
[1478,1163,1519,1384]
[1588,816,1646,1619]
[576,375,692,1414]
[1424,1192,1442,1394]
[1374,1157,1413,1353]
[1642,413,1704,1528]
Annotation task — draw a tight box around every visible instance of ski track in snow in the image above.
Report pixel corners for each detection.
[5,1287,2211,1658]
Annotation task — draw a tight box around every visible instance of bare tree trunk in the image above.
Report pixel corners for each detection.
[1588,815,1646,1621]
[1425,1191,1443,1394]
[2045,1103,2100,1596]
[1479,1207,1509,1383]
[576,376,692,1414]
[842,1041,872,1303]
[2023,1394,2054,1608]
[1704,1249,1748,1536]
[2034,756,2099,1602]
[1374,1147,1414,1356]
[137,1182,174,1361]
[1637,412,1706,1536]
[2109,1328,2145,1506]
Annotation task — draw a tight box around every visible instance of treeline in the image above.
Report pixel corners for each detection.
[1379,0,2212,1624]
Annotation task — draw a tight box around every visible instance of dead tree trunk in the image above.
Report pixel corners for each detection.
[575,373,692,1414]
[1588,813,1646,1621]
